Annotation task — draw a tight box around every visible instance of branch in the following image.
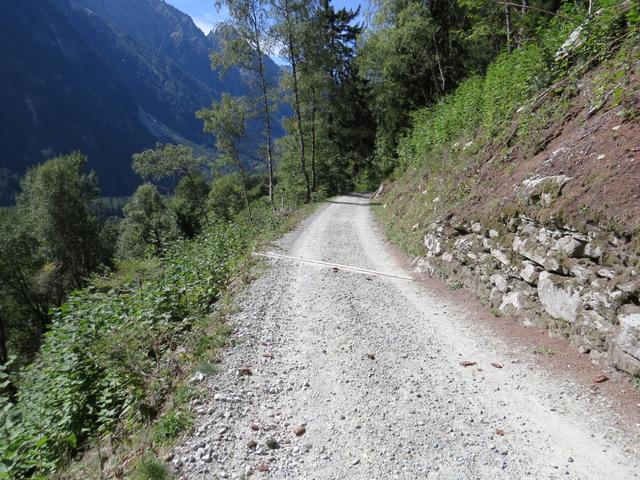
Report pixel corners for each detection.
[494,1,582,25]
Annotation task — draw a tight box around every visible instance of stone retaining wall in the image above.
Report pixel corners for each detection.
[410,176,640,374]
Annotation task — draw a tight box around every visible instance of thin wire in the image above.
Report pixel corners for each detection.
[253,251,415,281]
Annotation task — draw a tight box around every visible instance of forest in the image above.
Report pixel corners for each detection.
[0,0,638,477]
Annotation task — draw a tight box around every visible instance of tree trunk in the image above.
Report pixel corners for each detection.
[517,0,527,48]
[284,0,311,203]
[252,13,275,207]
[504,3,513,54]
[310,102,317,193]
[233,145,254,222]
[0,313,8,366]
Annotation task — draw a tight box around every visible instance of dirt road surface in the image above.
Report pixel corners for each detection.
[171,194,640,479]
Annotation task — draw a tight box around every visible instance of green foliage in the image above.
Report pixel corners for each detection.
[117,184,180,258]
[0,209,52,344]
[207,173,249,221]
[152,408,193,446]
[0,221,251,477]
[1,154,116,368]
[132,144,206,183]
[169,175,211,238]
[394,1,635,172]
[397,76,485,169]
[131,454,173,480]
[481,44,549,134]
[17,152,103,288]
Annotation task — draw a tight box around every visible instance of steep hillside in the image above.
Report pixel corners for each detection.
[0,0,156,199]
[376,15,640,375]
[0,0,282,201]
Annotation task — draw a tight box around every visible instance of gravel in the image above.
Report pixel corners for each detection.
[171,194,640,479]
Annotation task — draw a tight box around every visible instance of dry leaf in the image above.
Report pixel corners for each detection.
[594,374,609,384]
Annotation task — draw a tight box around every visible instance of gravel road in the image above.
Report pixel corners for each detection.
[171,194,640,479]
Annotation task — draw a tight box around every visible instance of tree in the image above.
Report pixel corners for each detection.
[132,143,209,226]
[270,0,312,203]
[306,0,376,190]
[117,183,180,258]
[168,175,211,238]
[17,152,102,289]
[358,0,485,173]
[0,210,53,360]
[132,143,206,182]
[214,0,278,205]
[207,173,248,220]
[197,94,254,221]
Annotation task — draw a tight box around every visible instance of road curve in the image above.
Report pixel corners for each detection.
[172,194,640,480]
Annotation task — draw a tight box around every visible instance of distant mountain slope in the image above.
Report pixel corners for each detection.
[0,0,282,202]
[0,0,156,198]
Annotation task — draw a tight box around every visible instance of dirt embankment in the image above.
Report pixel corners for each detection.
[378,43,640,379]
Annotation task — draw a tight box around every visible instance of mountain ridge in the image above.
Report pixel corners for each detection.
[0,0,282,202]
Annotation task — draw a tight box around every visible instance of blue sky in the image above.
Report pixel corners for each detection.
[166,0,368,35]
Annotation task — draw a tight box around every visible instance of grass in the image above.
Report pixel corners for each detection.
[490,308,503,317]
[132,454,173,480]
[533,344,555,356]
[152,408,194,446]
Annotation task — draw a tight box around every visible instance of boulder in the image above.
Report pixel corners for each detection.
[596,268,616,279]
[471,222,483,234]
[490,248,510,267]
[490,273,509,293]
[611,305,640,373]
[499,290,529,313]
[424,233,443,257]
[584,241,605,260]
[519,262,540,285]
[619,279,640,297]
[537,272,582,323]
[579,289,616,322]
[412,257,435,275]
[555,236,586,258]
[568,260,596,284]
[521,175,571,205]
[513,237,547,266]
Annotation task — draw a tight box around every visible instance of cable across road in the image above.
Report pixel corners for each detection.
[252,251,415,281]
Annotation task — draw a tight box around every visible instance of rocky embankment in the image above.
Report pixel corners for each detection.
[412,174,640,375]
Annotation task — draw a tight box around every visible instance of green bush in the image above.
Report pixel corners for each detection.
[131,454,173,480]
[481,44,549,134]
[0,222,251,477]
[397,76,484,169]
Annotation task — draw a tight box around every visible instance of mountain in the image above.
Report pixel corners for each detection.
[0,0,282,202]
